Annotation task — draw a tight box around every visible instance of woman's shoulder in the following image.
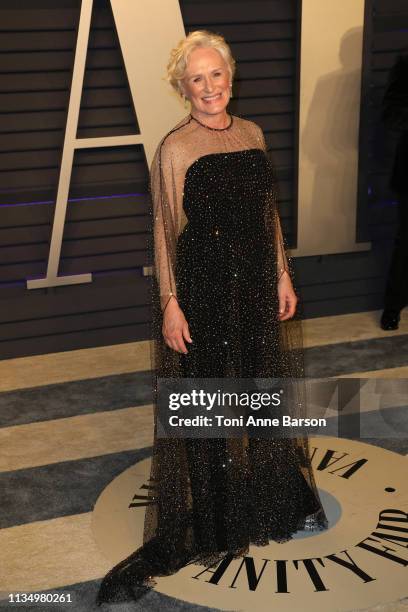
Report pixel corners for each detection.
[157,115,193,146]
[232,114,263,134]
[152,115,195,164]
[232,114,266,150]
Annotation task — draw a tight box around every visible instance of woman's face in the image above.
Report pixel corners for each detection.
[181,47,231,119]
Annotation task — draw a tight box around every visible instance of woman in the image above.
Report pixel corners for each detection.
[96,30,328,606]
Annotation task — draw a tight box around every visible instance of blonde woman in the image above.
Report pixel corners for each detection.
[97,30,328,605]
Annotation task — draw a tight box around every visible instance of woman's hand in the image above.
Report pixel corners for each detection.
[162,297,193,354]
[278,271,297,321]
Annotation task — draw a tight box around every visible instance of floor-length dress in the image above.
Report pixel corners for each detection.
[96,113,328,606]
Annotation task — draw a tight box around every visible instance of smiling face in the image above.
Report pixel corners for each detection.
[180,46,231,121]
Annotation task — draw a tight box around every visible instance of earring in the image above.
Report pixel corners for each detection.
[229,84,233,99]
[182,94,189,109]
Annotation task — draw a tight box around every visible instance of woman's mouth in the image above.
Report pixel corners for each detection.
[202,93,223,103]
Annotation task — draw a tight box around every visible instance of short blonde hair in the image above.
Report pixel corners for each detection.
[166,30,236,95]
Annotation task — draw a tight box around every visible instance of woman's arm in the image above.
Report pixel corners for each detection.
[254,123,297,320]
[150,139,178,312]
[150,137,192,352]
[254,124,291,280]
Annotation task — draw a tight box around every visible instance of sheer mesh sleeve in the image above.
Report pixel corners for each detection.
[275,210,290,282]
[150,136,181,312]
[255,124,290,281]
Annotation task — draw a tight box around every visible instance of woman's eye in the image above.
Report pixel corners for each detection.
[193,77,201,82]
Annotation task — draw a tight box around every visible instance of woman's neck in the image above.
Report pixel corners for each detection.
[190,109,231,130]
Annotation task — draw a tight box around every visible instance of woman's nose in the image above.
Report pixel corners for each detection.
[203,78,214,92]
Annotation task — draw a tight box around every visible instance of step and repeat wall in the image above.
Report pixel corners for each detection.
[0,0,406,358]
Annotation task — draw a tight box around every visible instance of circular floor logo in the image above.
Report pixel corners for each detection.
[92,437,408,611]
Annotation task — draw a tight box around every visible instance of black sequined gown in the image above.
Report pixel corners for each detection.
[96,113,328,606]
[178,148,282,378]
